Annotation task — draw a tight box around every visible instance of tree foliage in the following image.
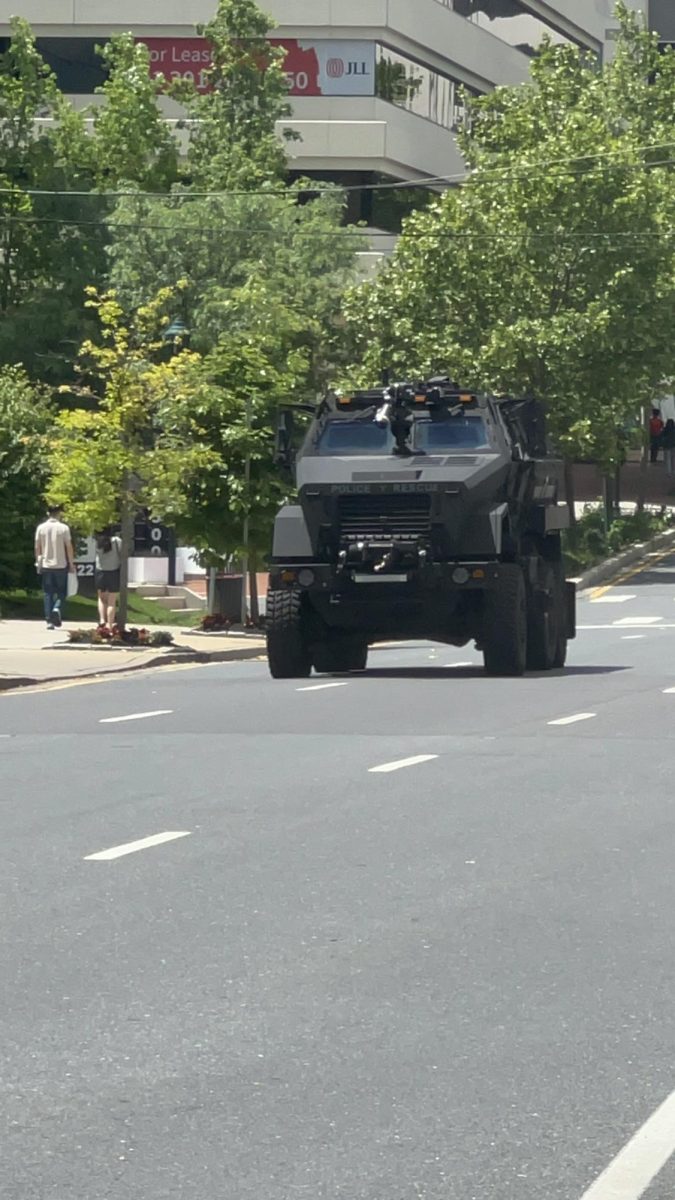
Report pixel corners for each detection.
[0,0,361,573]
[46,290,215,534]
[0,20,180,380]
[180,0,296,190]
[344,5,675,470]
[0,366,53,589]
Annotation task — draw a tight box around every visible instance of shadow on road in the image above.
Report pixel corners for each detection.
[341,664,631,680]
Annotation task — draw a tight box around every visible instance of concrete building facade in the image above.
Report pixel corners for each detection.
[0,2,648,202]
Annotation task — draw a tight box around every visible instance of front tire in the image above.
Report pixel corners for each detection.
[483,565,527,677]
[266,588,312,679]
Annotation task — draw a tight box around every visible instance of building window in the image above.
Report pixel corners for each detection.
[34,39,107,93]
[375,45,480,130]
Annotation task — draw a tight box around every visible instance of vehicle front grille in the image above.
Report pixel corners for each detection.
[337,493,431,545]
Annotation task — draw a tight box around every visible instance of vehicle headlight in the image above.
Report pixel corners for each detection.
[298,568,315,587]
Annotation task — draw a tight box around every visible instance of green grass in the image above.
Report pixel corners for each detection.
[0,588,200,628]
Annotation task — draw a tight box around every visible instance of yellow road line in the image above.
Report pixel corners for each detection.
[590,545,675,600]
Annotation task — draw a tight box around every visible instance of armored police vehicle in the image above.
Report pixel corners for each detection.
[266,378,576,678]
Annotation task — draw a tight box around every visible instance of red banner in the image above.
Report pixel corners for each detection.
[139,38,375,96]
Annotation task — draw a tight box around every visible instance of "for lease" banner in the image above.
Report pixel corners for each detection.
[139,38,376,97]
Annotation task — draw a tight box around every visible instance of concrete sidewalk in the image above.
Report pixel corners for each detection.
[0,620,265,691]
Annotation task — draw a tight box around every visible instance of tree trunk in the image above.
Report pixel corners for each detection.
[117,493,134,630]
[249,561,259,625]
[564,459,577,529]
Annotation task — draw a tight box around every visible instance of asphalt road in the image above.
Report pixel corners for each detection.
[4,550,675,1200]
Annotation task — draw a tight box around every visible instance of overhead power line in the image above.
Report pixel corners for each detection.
[0,211,673,244]
[0,139,674,200]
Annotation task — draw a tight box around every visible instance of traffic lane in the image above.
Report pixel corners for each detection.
[0,645,663,853]
[6,730,675,1197]
[3,549,674,737]
[0,649,653,741]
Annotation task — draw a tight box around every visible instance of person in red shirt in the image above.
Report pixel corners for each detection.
[650,408,664,463]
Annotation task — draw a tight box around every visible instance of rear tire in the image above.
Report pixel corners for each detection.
[483,565,527,677]
[266,588,312,679]
[526,561,559,671]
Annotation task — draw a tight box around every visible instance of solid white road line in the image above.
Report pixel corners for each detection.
[579,1088,675,1200]
[369,754,439,774]
[99,709,173,724]
[548,713,597,727]
[614,617,663,626]
[296,682,349,692]
[578,624,674,630]
[84,831,191,861]
[590,594,637,604]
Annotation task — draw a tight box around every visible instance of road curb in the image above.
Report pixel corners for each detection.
[574,527,675,594]
[0,644,265,693]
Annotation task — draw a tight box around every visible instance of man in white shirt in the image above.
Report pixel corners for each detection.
[34,505,75,629]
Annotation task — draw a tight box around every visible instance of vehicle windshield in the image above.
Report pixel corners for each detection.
[314,414,491,455]
[416,416,491,451]
[315,420,394,455]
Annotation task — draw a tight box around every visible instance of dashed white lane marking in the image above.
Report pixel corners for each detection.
[590,594,636,604]
[622,635,645,640]
[84,831,191,861]
[99,709,173,724]
[579,1087,675,1200]
[548,713,596,727]
[445,661,474,668]
[614,617,663,626]
[663,687,675,695]
[296,682,349,692]
[369,754,439,774]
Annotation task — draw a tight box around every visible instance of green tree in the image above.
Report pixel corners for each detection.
[91,35,180,192]
[107,187,360,384]
[181,0,296,190]
[47,290,216,626]
[0,19,100,379]
[167,333,307,568]
[344,5,675,478]
[0,366,53,591]
[0,23,182,381]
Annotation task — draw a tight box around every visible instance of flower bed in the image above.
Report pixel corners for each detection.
[199,613,233,633]
[68,624,174,647]
[196,613,266,633]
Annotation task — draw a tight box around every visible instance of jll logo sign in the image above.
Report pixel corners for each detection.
[272,40,375,96]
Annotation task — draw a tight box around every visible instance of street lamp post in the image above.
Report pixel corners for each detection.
[241,393,252,627]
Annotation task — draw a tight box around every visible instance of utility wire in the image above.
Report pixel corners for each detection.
[1,139,675,198]
[0,211,673,243]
